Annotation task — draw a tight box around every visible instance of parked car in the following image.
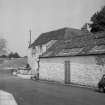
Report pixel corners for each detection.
[98,74,105,92]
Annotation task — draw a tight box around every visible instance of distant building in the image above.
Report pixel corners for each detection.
[28,27,105,87]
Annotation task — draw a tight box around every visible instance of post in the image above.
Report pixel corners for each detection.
[29,29,32,46]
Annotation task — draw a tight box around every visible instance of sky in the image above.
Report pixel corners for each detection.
[0,0,104,56]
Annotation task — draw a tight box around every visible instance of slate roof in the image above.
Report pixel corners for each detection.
[30,27,85,47]
[30,28,66,47]
[29,27,105,57]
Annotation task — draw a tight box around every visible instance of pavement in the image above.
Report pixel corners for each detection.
[0,69,105,105]
[0,90,18,105]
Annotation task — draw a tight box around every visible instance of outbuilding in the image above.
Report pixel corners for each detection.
[28,27,105,87]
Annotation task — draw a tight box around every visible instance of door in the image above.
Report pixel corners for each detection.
[65,61,70,84]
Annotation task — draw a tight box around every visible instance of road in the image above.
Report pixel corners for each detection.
[0,69,105,105]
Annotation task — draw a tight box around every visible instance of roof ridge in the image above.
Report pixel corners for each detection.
[40,27,68,34]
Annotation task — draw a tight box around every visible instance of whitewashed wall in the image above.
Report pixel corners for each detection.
[39,58,64,83]
[70,56,103,87]
[27,41,57,76]
[27,48,38,75]
[39,56,105,87]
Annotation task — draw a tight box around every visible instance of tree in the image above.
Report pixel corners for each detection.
[0,37,7,56]
[90,6,105,33]
[0,55,7,58]
[8,52,14,58]
[8,52,20,58]
[14,52,20,58]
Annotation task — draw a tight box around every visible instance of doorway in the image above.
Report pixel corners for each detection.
[65,61,70,84]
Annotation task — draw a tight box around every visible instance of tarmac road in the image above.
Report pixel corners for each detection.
[0,69,105,105]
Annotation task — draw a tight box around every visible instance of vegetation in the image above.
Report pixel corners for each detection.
[8,52,21,58]
[0,57,28,69]
[0,37,7,55]
[90,6,105,33]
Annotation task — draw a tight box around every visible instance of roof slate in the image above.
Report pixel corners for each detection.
[29,27,105,57]
[30,28,66,47]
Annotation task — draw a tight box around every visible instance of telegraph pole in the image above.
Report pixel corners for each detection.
[29,29,32,46]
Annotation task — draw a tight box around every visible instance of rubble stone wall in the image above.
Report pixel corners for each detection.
[39,56,105,87]
[39,58,64,83]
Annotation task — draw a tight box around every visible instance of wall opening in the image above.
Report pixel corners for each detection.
[65,61,70,84]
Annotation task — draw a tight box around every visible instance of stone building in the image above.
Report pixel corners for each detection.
[28,27,105,87]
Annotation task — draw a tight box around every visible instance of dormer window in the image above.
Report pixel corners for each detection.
[46,40,57,49]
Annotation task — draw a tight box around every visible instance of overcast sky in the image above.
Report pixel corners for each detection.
[0,0,104,56]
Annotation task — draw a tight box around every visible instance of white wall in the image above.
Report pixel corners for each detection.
[27,44,47,75]
[27,48,38,75]
[39,56,105,87]
[27,40,57,76]
[39,58,64,83]
[70,56,103,87]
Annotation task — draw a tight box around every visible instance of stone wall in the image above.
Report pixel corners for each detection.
[39,55,105,87]
[70,56,103,87]
[27,48,38,75]
[39,58,64,83]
